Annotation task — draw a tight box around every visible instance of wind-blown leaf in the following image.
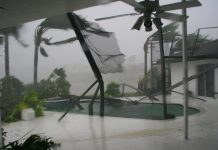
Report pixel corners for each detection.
[39,47,48,57]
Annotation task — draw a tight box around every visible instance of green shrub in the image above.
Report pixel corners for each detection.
[0,76,24,122]
[22,91,44,117]
[25,68,71,99]
[4,91,44,122]
[105,82,121,97]
[4,105,20,122]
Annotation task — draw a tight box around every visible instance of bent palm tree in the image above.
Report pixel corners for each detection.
[33,24,78,85]
[0,25,28,77]
[33,13,112,85]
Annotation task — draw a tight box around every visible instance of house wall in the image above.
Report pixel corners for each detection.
[171,59,218,98]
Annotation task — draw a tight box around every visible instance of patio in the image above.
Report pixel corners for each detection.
[3,95,218,150]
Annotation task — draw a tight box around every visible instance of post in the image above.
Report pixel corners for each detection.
[0,80,2,148]
[99,80,104,116]
[89,85,100,115]
[122,84,125,96]
[156,0,167,120]
[66,12,104,117]
[150,42,153,92]
[182,0,189,140]
[144,42,148,92]
[4,35,9,77]
[158,23,168,119]
[0,109,2,148]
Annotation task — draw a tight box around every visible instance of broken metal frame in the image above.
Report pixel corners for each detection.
[120,83,158,102]
[164,56,218,59]
[152,65,218,96]
[58,80,99,121]
[171,90,206,102]
[66,12,104,116]
[192,26,218,56]
[58,12,105,121]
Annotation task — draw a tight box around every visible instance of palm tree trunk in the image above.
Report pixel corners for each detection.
[4,34,9,77]
[34,45,39,85]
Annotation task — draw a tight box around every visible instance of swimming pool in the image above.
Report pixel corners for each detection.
[45,99,200,120]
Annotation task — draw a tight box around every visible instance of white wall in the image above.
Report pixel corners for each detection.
[171,59,218,98]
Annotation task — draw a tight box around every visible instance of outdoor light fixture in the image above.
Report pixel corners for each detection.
[144,14,153,31]
[126,0,201,32]
[96,0,201,27]
[131,0,157,31]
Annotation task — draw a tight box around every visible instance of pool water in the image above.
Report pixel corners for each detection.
[45,99,200,120]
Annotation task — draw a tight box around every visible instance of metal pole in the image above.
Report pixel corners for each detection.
[150,42,153,92]
[182,0,189,140]
[99,79,104,116]
[89,85,100,115]
[144,42,148,92]
[0,109,2,148]
[158,22,168,119]
[156,0,167,119]
[66,12,105,117]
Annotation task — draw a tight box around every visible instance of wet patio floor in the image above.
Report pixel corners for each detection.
[3,95,218,150]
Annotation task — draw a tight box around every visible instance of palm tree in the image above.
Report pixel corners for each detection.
[0,25,28,77]
[33,26,48,85]
[33,14,84,85]
[33,13,110,85]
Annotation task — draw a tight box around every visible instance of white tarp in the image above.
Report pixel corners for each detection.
[81,22,125,73]
[40,13,125,74]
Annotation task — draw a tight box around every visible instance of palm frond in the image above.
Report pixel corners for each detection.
[144,22,180,55]
[39,13,108,35]
[34,26,48,46]
[39,15,72,30]
[0,24,29,47]
[42,37,78,46]
[39,47,49,57]
[149,22,180,42]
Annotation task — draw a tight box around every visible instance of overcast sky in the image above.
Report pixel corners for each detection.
[0,0,218,88]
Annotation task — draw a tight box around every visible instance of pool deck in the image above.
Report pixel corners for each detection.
[3,95,218,150]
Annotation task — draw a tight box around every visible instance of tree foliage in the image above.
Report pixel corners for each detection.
[22,91,44,116]
[174,33,212,49]
[36,68,71,98]
[105,82,121,97]
[138,67,161,94]
[0,25,28,77]
[0,76,24,120]
[149,22,180,42]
